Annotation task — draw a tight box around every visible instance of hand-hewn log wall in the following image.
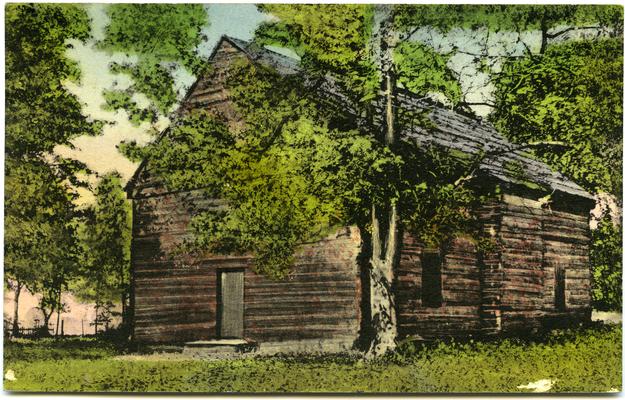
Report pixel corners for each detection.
[476,201,505,335]
[131,185,361,345]
[396,234,481,340]
[498,194,592,332]
[179,39,245,130]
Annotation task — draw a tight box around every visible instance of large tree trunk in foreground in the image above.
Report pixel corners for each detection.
[367,204,399,356]
[12,280,22,337]
[366,5,399,357]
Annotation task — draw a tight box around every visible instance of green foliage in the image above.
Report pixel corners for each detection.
[101,4,208,73]
[398,145,490,248]
[392,325,621,393]
[393,5,623,36]
[255,4,379,102]
[135,111,233,193]
[253,4,494,260]
[4,337,123,363]
[590,217,622,311]
[99,4,209,118]
[73,173,132,316]
[5,158,80,289]
[140,61,393,279]
[108,60,177,115]
[4,326,621,392]
[394,42,462,105]
[503,160,547,192]
[5,3,101,157]
[491,38,623,197]
[101,89,158,126]
[257,5,510,106]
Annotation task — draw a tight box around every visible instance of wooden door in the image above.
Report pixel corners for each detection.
[218,270,244,338]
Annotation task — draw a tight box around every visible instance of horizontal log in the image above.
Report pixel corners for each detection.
[246,272,357,285]
[135,311,215,325]
[500,236,544,251]
[135,302,215,313]
[249,329,357,342]
[245,292,357,304]
[135,321,213,334]
[246,313,357,327]
[134,274,216,284]
[134,294,214,305]
[506,204,586,223]
[246,323,356,335]
[544,240,589,252]
[545,209,589,222]
[542,222,589,236]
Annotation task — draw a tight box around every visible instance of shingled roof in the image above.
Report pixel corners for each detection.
[127,35,593,202]
[392,90,593,200]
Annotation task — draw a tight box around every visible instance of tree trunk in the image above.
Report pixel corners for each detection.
[121,290,127,331]
[42,309,52,336]
[11,280,22,337]
[94,302,100,335]
[539,19,549,54]
[367,204,399,356]
[54,289,62,337]
[366,5,400,357]
[120,264,126,330]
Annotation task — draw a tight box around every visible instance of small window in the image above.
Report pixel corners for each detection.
[555,266,566,311]
[421,250,442,307]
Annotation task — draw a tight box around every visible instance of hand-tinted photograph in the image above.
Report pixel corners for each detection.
[4,3,623,393]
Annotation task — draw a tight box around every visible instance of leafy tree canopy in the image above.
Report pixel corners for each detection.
[255,4,379,102]
[394,4,622,36]
[253,5,622,112]
[255,4,468,106]
[394,41,462,106]
[5,157,80,320]
[99,4,209,123]
[590,215,622,311]
[491,38,623,198]
[74,172,131,310]
[5,3,101,157]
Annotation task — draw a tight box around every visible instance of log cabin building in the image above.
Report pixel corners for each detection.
[126,36,595,352]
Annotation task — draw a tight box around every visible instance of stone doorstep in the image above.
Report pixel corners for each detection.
[185,339,251,347]
[591,311,622,325]
[182,338,258,356]
[181,337,359,358]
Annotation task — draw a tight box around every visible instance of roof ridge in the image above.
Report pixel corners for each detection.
[223,35,300,62]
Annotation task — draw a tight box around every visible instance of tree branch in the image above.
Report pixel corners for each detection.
[546,25,601,39]
[459,101,496,108]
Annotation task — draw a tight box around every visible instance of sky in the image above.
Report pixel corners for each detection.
[54,4,542,204]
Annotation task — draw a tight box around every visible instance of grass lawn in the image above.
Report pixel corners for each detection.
[3,324,621,393]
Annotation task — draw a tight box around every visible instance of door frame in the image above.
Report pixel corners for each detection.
[216,268,245,338]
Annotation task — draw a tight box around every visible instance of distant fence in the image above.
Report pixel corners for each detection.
[16,327,52,337]
[5,317,114,339]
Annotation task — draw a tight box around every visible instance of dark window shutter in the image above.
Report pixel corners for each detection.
[555,266,566,311]
[421,251,442,308]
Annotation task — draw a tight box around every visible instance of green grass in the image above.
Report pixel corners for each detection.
[3,324,622,393]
